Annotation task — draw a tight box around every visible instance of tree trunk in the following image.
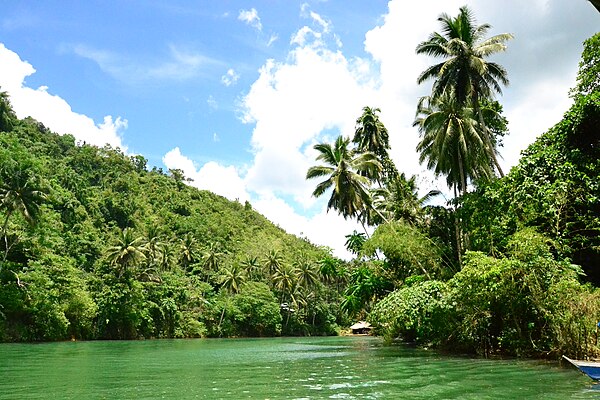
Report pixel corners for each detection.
[453,184,463,266]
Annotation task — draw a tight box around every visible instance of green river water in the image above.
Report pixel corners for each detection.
[0,336,597,399]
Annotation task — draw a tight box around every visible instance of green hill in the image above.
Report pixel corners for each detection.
[0,103,346,341]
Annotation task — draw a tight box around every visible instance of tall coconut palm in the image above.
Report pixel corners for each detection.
[241,255,262,281]
[179,233,198,270]
[294,257,319,290]
[264,249,284,276]
[413,93,493,197]
[372,173,440,226]
[306,135,382,221]
[416,5,512,176]
[272,263,298,304]
[0,167,47,262]
[106,228,146,278]
[219,264,246,294]
[352,107,397,182]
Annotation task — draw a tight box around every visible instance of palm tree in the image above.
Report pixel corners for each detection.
[159,240,176,271]
[219,264,246,294]
[294,257,319,290]
[106,228,146,278]
[413,94,494,263]
[372,173,440,226]
[264,249,284,276]
[306,135,382,221]
[143,225,164,267]
[272,263,298,304]
[416,5,512,176]
[0,167,47,262]
[179,233,197,270]
[201,242,223,273]
[352,106,398,182]
[241,255,262,281]
[413,93,493,197]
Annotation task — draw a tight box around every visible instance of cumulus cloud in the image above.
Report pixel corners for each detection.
[252,192,361,259]
[232,0,597,257]
[0,43,126,149]
[70,43,220,83]
[221,68,240,86]
[238,8,262,31]
[162,147,250,203]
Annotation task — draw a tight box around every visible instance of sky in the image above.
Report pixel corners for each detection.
[0,1,598,259]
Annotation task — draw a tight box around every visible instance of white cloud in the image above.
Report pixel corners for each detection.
[309,11,331,33]
[162,147,250,203]
[267,34,279,47]
[221,68,240,86]
[234,0,597,258]
[70,43,220,83]
[252,192,361,259]
[0,43,126,149]
[238,8,262,31]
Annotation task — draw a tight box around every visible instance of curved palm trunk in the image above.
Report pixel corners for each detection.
[2,210,14,262]
[453,184,463,266]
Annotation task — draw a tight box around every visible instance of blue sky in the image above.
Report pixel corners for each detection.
[0,1,598,258]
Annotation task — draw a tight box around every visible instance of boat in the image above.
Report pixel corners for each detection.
[563,355,600,380]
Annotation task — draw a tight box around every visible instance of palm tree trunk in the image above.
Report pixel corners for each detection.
[2,210,13,262]
[453,184,463,266]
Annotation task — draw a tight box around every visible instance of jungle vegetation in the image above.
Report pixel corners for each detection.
[0,101,351,340]
[1,6,599,361]
[307,8,600,358]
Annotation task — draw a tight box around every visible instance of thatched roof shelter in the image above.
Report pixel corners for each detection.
[350,321,372,335]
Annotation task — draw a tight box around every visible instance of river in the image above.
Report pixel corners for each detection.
[0,336,597,399]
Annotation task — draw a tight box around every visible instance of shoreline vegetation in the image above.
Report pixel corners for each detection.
[1,8,599,362]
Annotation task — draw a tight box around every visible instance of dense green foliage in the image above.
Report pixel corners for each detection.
[366,32,600,358]
[0,105,349,341]
[302,7,599,358]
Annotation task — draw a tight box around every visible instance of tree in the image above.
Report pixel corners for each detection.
[0,91,17,133]
[294,257,319,290]
[306,135,382,221]
[201,242,223,273]
[353,106,396,182]
[179,233,198,270]
[0,165,47,262]
[241,255,262,281]
[271,262,298,304]
[372,173,440,226]
[219,264,246,294]
[413,93,493,197]
[344,230,367,256]
[105,228,146,278]
[416,5,512,176]
[264,249,284,276]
